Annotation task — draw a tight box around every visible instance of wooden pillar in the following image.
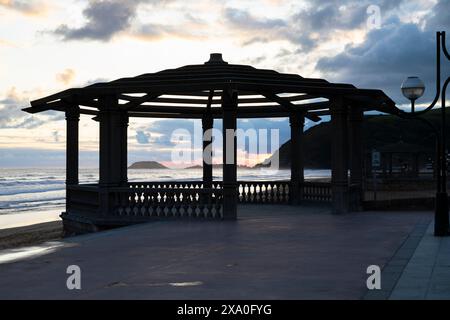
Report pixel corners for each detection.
[289,111,305,205]
[99,95,128,186]
[222,88,238,220]
[120,113,129,185]
[349,107,364,211]
[331,97,349,214]
[65,106,80,185]
[202,115,213,188]
[413,153,419,177]
[389,153,393,175]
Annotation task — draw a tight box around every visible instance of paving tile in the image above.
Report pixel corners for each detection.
[390,221,450,300]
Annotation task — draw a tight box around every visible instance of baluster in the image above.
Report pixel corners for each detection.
[279,184,284,203]
[268,184,273,203]
[260,184,265,203]
[238,183,242,203]
[131,191,137,216]
[215,190,222,219]
[285,182,288,203]
[183,190,190,218]
[150,190,157,217]
[173,191,180,217]
[270,183,275,203]
[189,190,195,218]
[198,189,206,218]
[167,189,175,217]
[206,189,213,218]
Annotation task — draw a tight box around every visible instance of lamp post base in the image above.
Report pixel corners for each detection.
[434,192,450,236]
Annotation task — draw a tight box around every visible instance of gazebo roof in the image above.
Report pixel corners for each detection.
[23,53,397,120]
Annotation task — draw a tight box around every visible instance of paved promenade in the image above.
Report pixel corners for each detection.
[389,222,450,299]
[0,205,430,299]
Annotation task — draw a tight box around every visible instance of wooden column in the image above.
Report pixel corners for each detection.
[120,113,129,186]
[413,153,419,177]
[222,88,238,220]
[349,107,364,211]
[331,97,349,214]
[389,153,393,175]
[99,95,128,186]
[289,111,305,205]
[202,115,213,188]
[65,106,80,185]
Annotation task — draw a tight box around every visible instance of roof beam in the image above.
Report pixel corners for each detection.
[23,103,98,115]
[128,110,324,119]
[260,91,322,122]
[119,92,162,111]
[141,93,321,105]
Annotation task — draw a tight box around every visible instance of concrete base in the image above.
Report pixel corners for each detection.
[61,212,101,236]
[61,211,226,236]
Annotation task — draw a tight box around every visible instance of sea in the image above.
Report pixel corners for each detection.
[0,168,330,228]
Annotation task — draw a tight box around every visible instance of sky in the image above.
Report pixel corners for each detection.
[0,0,449,168]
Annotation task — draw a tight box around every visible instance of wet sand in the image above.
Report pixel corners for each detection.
[0,221,63,250]
[0,210,61,230]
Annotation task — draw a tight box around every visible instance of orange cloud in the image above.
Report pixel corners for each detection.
[56,68,76,85]
[0,0,48,16]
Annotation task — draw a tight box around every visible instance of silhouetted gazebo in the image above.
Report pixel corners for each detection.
[24,53,397,234]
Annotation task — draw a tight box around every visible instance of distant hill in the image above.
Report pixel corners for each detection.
[128,161,168,169]
[128,162,254,170]
[185,164,254,169]
[258,108,450,169]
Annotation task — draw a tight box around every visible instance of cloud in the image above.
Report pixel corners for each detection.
[136,130,150,144]
[52,130,60,143]
[0,0,47,15]
[132,16,207,41]
[223,7,299,48]
[136,119,197,147]
[425,0,450,30]
[224,1,403,51]
[315,0,450,105]
[0,148,100,167]
[51,0,181,42]
[0,87,46,129]
[53,0,139,41]
[0,38,18,47]
[133,23,201,41]
[56,68,76,85]
[289,0,401,35]
[224,7,286,30]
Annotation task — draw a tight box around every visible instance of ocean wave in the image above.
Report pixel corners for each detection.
[0,184,65,196]
[0,201,65,215]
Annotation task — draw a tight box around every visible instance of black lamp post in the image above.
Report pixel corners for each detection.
[396,31,450,237]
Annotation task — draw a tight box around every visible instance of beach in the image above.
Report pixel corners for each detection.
[0,208,63,249]
[0,221,63,250]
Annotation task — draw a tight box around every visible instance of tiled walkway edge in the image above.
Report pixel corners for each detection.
[363,218,431,300]
[390,220,450,300]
